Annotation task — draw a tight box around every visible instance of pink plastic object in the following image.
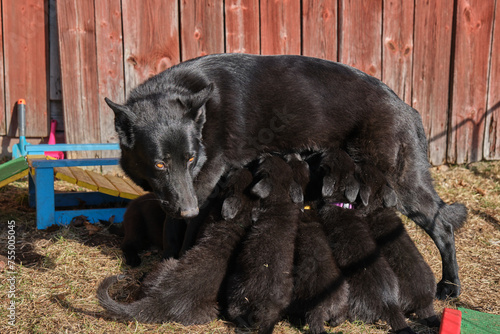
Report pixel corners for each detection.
[45,119,64,159]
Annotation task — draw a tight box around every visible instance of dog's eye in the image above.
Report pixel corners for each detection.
[188,156,195,163]
[155,161,166,170]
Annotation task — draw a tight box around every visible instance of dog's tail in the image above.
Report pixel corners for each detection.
[439,202,467,230]
[97,275,156,323]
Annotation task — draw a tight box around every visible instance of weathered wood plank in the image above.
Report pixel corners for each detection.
[484,0,500,160]
[0,8,6,135]
[3,0,49,137]
[225,0,260,54]
[260,0,301,55]
[105,174,141,199]
[302,0,337,61]
[122,0,180,96]
[181,0,224,61]
[339,0,382,78]
[449,0,495,164]
[57,0,100,159]
[86,170,120,197]
[95,0,124,163]
[382,0,413,105]
[54,166,77,184]
[123,177,148,197]
[71,167,99,191]
[412,0,454,165]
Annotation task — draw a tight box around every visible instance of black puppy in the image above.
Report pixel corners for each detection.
[119,193,165,267]
[319,148,414,334]
[285,153,349,334]
[105,53,466,298]
[97,168,256,324]
[225,155,303,334]
[354,163,439,328]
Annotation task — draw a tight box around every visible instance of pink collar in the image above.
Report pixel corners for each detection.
[330,202,354,209]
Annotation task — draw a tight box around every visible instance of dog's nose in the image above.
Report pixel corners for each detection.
[180,207,199,218]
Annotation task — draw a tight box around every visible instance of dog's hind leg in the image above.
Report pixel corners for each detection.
[395,166,467,299]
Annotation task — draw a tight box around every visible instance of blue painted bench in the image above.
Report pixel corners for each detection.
[25,143,141,230]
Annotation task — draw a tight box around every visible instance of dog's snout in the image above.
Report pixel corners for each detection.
[180,207,199,218]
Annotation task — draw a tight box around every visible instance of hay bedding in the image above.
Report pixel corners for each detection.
[0,162,499,333]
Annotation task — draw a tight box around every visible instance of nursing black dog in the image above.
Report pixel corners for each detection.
[104,53,466,298]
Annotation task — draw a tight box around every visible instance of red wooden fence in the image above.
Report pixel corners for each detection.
[0,0,499,165]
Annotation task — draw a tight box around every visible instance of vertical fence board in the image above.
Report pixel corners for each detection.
[382,0,414,105]
[95,0,124,161]
[122,0,180,97]
[225,0,260,54]
[339,0,382,78]
[484,0,500,160]
[449,0,495,164]
[412,0,453,165]
[260,0,301,55]
[181,0,224,61]
[3,0,49,137]
[0,7,5,135]
[302,0,337,61]
[57,0,100,159]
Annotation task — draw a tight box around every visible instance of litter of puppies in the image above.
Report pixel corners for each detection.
[97,151,442,334]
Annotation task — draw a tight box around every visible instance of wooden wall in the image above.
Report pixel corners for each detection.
[1,0,499,165]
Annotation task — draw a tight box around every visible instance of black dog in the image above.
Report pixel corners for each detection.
[224,155,303,334]
[97,168,256,324]
[105,53,466,298]
[319,149,414,334]
[119,193,165,267]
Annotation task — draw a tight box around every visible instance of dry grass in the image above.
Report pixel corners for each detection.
[0,161,499,334]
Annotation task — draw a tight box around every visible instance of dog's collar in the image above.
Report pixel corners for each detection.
[328,201,354,209]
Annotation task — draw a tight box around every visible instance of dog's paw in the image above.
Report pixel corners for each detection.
[436,279,461,300]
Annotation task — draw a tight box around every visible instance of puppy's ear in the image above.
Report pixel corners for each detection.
[345,176,360,203]
[221,196,242,220]
[382,185,398,207]
[289,182,304,203]
[105,98,136,148]
[251,178,272,199]
[322,175,335,197]
[358,184,371,206]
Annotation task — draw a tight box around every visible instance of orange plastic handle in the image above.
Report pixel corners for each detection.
[18,99,26,105]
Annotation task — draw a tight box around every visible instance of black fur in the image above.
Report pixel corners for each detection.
[106,53,466,298]
[224,155,302,334]
[319,149,414,333]
[119,193,165,267]
[97,168,256,324]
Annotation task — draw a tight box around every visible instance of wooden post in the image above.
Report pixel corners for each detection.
[449,0,495,164]
[260,0,301,55]
[302,0,338,61]
[339,0,382,79]
[225,0,260,54]
[57,0,101,159]
[181,0,224,61]
[412,0,454,165]
[122,0,180,96]
[484,0,500,160]
[382,0,414,105]
[3,0,49,137]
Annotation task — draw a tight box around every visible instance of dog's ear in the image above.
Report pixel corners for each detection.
[251,178,272,199]
[105,98,136,148]
[181,83,214,123]
[221,196,241,220]
[382,184,398,207]
[289,181,304,203]
[321,175,335,197]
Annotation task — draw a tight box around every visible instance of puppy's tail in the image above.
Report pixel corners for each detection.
[439,202,467,230]
[97,275,155,323]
